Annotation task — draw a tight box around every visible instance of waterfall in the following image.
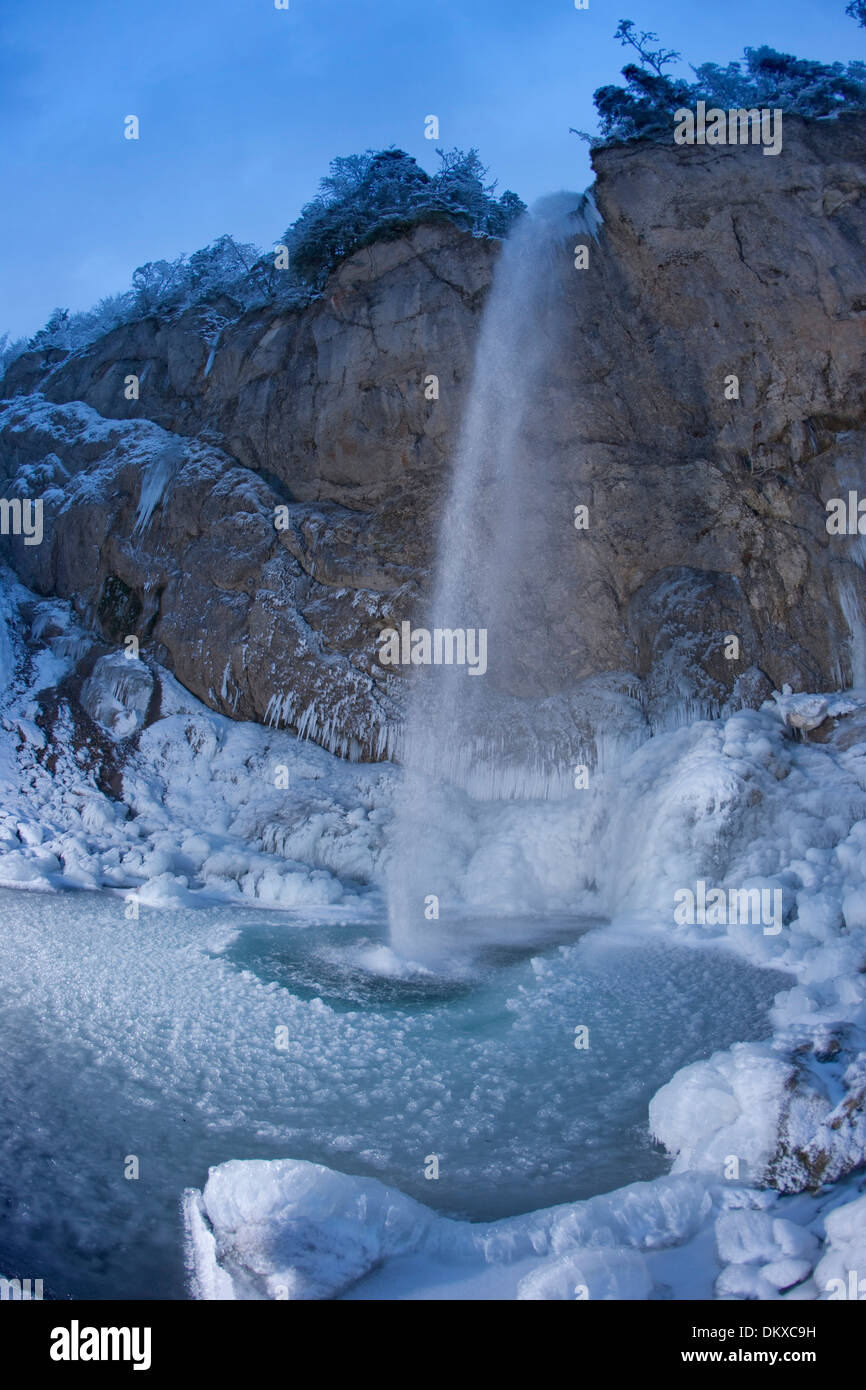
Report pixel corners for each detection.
[840,534,866,689]
[386,193,605,961]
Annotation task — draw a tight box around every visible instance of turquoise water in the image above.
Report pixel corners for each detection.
[0,888,790,1299]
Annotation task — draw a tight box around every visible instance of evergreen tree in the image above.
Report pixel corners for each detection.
[578,17,866,148]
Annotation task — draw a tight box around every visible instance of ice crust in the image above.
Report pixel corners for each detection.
[2,574,866,1298]
[186,1158,866,1301]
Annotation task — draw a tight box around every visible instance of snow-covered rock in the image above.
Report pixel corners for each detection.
[81,652,154,738]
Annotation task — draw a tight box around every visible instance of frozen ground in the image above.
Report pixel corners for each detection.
[1,574,866,1299]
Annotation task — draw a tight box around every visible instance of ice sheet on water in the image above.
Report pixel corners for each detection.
[4,568,866,1295]
[183,678,866,1296]
[0,886,788,1297]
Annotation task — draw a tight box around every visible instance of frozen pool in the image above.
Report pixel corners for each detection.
[0,888,792,1299]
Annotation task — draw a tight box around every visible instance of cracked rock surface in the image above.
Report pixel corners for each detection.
[1,115,865,758]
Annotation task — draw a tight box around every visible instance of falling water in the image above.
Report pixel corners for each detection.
[387,193,607,960]
[839,541,866,689]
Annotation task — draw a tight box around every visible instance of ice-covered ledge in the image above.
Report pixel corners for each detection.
[184,1157,866,1301]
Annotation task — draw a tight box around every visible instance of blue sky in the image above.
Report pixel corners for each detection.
[0,0,861,339]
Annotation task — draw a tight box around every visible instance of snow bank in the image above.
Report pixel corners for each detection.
[185,1160,437,1301]
[185,1159,719,1300]
[649,1043,793,1185]
[0,575,393,907]
[186,1156,866,1302]
[813,1192,866,1298]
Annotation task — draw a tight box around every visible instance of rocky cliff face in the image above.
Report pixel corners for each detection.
[565,112,866,717]
[0,225,496,758]
[1,114,864,762]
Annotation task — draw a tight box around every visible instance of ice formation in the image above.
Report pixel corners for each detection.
[0,569,865,1297]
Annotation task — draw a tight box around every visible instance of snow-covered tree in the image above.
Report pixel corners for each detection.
[0,332,28,376]
[286,147,525,288]
[2,147,524,373]
[130,257,189,315]
[28,307,72,351]
[579,19,866,147]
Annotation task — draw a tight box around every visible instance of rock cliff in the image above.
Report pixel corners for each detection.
[1,114,864,761]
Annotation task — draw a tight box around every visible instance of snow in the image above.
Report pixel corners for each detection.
[1,565,866,1297]
[80,651,154,738]
[0,875,787,1298]
[179,665,866,1296]
[185,1155,866,1302]
[771,687,830,732]
[0,571,391,909]
[185,1160,437,1301]
[813,1192,866,1298]
[0,591,15,696]
[649,1044,793,1185]
[185,1159,715,1301]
